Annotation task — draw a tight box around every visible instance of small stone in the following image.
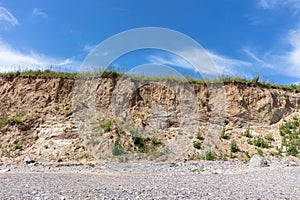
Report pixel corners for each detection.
[249,154,268,167]
[0,168,10,173]
[24,156,35,164]
[28,162,37,167]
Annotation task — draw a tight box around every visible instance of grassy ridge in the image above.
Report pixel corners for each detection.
[0,69,78,78]
[0,69,122,79]
[0,69,299,91]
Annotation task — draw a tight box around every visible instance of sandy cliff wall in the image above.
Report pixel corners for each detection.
[0,75,299,163]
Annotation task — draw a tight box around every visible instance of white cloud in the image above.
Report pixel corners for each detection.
[83,44,97,53]
[258,0,279,9]
[0,6,18,30]
[206,50,252,76]
[148,54,191,69]
[0,39,79,72]
[258,0,300,10]
[254,0,300,80]
[242,28,300,79]
[32,8,48,19]
[282,28,300,77]
[243,48,273,68]
[148,48,252,77]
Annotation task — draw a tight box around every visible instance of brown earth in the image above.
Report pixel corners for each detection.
[0,74,299,164]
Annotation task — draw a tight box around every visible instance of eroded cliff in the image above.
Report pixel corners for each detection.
[0,74,299,164]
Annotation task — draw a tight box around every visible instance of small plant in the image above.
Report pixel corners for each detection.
[269,151,281,157]
[287,144,298,156]
[14,142,22,150]
[253,135,269,148]
[219,153,228,161]
[244,151,250,158]
[205,151,215,161]
[281,136,287,146]
[112,140,125,156]
[230,140,239,153]
[196,132,204,140]
[193,141,201,149]
[247,139,253,145]
[220,128,229,140]
[4,150,10,157]
[100,120,114,132]
[200,99,206,107]
[151,137,162,146]
[132,134,148,153]
[264,134,274,141]
[243,129,252,138]
[81,153,91,159]
[0,116,8,129]
[251,75,260,84]
[8,117,23,125]
[257,149,264,156]
[276,145,283,154]
[0,116,23,129]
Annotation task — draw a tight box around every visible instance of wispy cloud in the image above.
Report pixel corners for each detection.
[281,28,300,78]
[258,0,280,9]
[257,0,300,10]
[83,44,97,53]
[0,39,79,72]
[206,50,252,76]
[32,8,48,19]
[243,28,300,79]
[148,54,191,69]
[148,48,252,77]
[0,6,18,30]
[243,48,273,68]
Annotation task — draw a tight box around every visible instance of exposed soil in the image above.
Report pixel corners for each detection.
[0,75,300,163]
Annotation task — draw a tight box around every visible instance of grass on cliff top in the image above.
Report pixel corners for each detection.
[0,69,122,79]
[0,69,299,91]
[0,69,78,78]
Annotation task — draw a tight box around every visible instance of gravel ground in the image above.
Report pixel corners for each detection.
[0,160,299,199]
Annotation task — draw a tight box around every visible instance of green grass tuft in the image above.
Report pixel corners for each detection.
[193,141,201,149]
[100,120,114,132]
[205,151,215,161]
[230,140,239,153]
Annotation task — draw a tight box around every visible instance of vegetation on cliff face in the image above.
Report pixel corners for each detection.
[0,70,300,163]
[279,117,300,157]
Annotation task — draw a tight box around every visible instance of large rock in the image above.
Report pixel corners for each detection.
[249,155,268,167]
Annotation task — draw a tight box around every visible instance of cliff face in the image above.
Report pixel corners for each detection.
[0,75,299,164]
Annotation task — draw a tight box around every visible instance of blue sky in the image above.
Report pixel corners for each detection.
[0,0,300,84]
